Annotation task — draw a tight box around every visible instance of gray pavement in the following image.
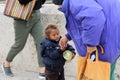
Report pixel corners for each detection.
[0,66,75,80]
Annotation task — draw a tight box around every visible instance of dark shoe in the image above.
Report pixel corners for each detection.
[1,64,14,77]
[39,72,45,79]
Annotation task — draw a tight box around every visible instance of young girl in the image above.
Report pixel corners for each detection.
[39,24,76,80]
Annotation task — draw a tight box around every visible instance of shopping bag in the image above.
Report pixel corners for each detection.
[4,0,36,21]
[76,48,110,80]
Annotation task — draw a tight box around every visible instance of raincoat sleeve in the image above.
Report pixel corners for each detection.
[65,33,72,40]
[74,1,106,46]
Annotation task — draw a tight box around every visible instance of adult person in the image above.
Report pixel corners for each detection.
[1,0,46,79]
[53,0,120,80]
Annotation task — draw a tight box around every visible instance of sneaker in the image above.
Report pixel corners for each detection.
[1,63,14,77]
[39,72,45,79]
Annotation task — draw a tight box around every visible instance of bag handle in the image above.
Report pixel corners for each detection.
[79,50,93,79]
[87,45,104,61]
[87,48,99,61]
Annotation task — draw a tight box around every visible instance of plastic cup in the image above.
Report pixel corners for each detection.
[63,50,73,62]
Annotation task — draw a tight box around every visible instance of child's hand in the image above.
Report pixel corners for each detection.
[60,47,66,51]
[87,46,96,54]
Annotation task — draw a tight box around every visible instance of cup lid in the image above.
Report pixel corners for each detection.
[63,50,73,61]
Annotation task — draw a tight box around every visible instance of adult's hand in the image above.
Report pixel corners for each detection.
[59,36,69,51]
[87,46,96,54]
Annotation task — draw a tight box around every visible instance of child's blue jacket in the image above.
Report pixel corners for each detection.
[40,38,75,71]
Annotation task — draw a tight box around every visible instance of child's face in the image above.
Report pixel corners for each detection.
[49,29,60,41]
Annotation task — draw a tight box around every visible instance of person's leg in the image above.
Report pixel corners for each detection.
[45,69,59,80]
[58,70,65,80]
[2,19,31,76]
[29,10,45,76]
[110,56,119,80]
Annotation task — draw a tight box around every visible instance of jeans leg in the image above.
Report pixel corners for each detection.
[6,19,31,62]
[30,10,44,67]
[110,56,119,80]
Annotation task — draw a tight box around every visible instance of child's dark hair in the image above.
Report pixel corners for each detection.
[45,24,58,38]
